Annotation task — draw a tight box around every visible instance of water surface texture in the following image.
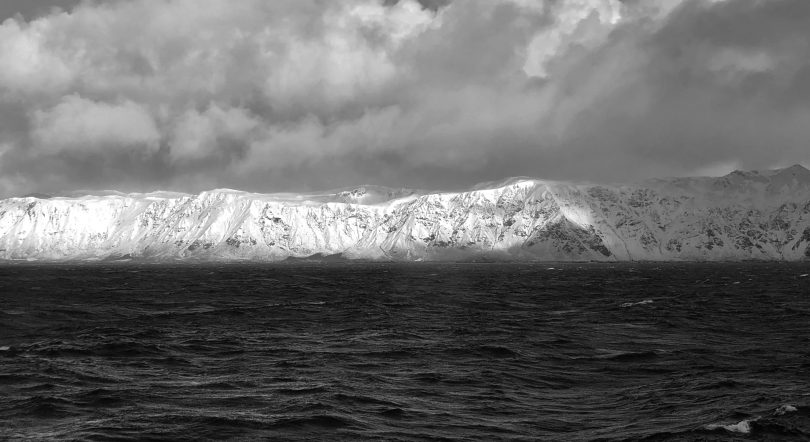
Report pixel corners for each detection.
[1,262,809,440]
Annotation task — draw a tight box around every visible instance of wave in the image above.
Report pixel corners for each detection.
[23,339,166,358]
[620,299,654,308]
[73,388,129,408]
[269,414,359,430]
[775,404,798,415]
[706,418,755,434]
[332,393,401,407]
[596,350,660,362]
[8,396,76,419]
[704,404,804,437]
[274,386,329,396]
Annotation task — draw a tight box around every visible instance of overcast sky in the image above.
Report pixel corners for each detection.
[0,0,808,196]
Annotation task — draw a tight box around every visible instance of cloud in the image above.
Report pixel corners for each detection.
[0,0,81,22]
[0,0,808,196]
[546,0,810,179]
[32,95,160,155]
[0,17,74,95]
[169,105,259,163]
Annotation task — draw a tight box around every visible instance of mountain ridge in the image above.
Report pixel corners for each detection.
[2,165,810,262]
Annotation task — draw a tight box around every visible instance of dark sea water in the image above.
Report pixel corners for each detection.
[1,262,809,441]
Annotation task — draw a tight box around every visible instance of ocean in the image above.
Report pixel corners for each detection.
[1,262,809,441]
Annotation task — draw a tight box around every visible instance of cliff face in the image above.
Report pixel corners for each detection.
[2,165,810,261]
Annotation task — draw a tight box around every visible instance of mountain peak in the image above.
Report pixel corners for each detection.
[777,163,810,175]
[717,164,810,188]
[766,163,810,190]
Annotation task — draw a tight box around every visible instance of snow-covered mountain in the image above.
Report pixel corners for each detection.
[2,165,810,261]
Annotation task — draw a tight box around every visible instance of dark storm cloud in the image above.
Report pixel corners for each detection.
[384,0,452,12]
[0,0,808,197]
[0,0,82,20]
[541,0,810,181]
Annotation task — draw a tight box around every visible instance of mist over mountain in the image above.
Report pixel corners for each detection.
[2,165,810,262]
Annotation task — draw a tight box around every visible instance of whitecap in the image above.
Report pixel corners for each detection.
[706,418,754,434]
[0,346,10,351]
[620,300,653,308]
[774,404,798,415]
[800,274,809,278]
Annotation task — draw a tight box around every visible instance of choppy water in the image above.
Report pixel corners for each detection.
[1,262,809,441]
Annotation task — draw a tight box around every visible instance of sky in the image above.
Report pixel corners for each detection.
[0,0,808,196]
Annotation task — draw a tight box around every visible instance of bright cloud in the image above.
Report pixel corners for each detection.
[32,95,160,155]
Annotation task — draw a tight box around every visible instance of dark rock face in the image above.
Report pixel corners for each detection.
[527,219,611,257]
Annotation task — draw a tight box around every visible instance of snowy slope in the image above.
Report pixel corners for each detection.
[2,166,810,261]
